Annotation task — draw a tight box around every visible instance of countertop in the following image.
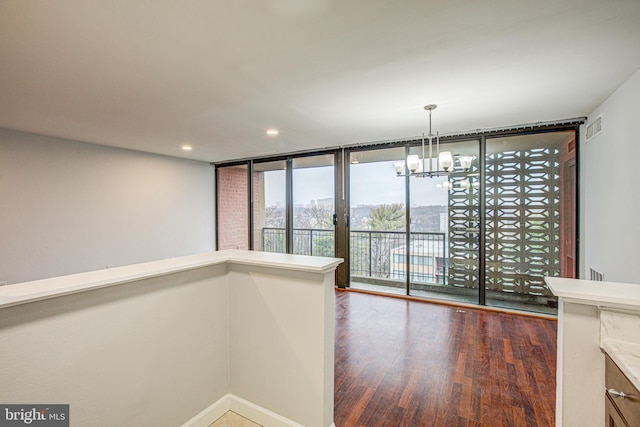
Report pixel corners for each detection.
[545,277,640,310]
[547,277,640,393]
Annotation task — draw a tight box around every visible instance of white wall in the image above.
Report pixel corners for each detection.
[0,251,340,427]
[0,264,229,427]
[0,129,215,284]
[228,265,335,427]
[581,67,640,283]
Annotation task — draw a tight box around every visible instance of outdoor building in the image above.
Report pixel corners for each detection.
[390,240,447,285]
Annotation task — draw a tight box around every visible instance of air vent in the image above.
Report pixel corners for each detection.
[590,267,605,281]
[586,115,603,142]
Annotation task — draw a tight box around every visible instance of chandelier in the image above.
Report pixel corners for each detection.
[394,104,474,177]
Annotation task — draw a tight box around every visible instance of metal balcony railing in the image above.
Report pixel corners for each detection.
[259,226,556,310]
[261,227,335,257]
[349,230,446,283]
[260,227,447,283]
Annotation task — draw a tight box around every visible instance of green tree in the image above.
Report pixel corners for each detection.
[364,203,405,278]
[367,203,405,231]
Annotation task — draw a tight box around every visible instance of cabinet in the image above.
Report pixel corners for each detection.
[605,354,640,426]
[606,393,627,427]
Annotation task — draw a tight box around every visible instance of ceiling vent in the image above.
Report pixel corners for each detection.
[585,114,603,142]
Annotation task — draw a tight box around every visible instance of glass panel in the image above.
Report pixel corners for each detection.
[349,147,407,295]
[485,131,576,314]
[292,154,335,256]
[217,164,249,250]
[408,140,480,304]
[253,160,286,253]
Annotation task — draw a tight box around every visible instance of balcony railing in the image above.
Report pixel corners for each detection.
[260,227,554,307]
[261,227,335,257]
[349,230,446,284]
[261,227,446,283]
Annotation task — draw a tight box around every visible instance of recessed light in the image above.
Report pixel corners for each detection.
[266,129,279,135]
[181,144,193,151]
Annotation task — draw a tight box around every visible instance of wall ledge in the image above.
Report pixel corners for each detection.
[0,250,343,309]
[546,276,640,310]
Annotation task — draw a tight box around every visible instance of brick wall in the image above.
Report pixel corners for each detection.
[217,166,249,250]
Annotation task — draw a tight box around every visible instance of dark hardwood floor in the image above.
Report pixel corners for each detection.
[334,290,557,427]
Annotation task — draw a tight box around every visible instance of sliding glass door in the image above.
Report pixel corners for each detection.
[407,140,480,305]
[250,155,336,256]
[345,132,574,313]
[292,155,335,256]
[349,148,407,295]
[252,160,286,253]
[346,141,481,305]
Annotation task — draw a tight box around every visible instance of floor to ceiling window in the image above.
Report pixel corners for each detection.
[218,154,337,257]
[292,155,335,256]
[348,148,407,294]
[253,160,287,253]
[215,124,579,314]
[408,140,480,305]
[345,130,577,313]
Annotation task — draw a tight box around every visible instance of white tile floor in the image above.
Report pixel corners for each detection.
[209,411,261,427]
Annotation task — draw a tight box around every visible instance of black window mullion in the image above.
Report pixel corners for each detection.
[286,158,293,253]
[405,146,411,296]
[335,149,349,288]
[479,136,487,306]
[247,160,254,250]
[214,165,219,250]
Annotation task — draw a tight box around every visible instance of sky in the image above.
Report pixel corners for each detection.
[264,161,449,207]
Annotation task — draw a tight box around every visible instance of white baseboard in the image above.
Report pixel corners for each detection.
[182,394,334,427]
[181,395,229,427]
[229,394,304,427]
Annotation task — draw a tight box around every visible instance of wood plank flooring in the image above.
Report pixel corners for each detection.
[334,290,557,427]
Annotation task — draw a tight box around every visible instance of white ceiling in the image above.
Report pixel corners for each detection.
[1,0,639,163]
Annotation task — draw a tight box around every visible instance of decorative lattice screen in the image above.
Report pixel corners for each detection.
[448,148,560,296]
[447,166,479,289]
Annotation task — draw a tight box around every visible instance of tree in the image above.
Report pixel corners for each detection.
[365,204,405,278]
[262,205,285,252]
[264,205,285,228]
[294,204,333,229]
[292,204,334,256]
[367,203,405,231]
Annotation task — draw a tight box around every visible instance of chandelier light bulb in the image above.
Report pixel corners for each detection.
[393,161,405,175]
[439,151,454,172]
[406,155,420,173]
[459,156,473,171]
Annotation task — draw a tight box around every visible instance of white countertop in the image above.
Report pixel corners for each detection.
[545,277,640,310]
[599,308,640,391]
[0,250,343,309]
[548,277,640,393]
